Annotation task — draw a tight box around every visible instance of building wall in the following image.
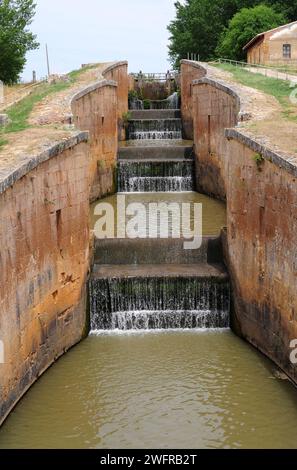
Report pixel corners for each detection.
[267,37,297,65]
[0,135,90,425]
[247,40,268,65]
[248,38,297,65]
[247,24,297,66]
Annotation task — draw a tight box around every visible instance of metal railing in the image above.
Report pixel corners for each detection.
[130,72,177,82]
[211,58,297,82]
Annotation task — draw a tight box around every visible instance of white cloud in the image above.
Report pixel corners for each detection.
[22,0,176,81]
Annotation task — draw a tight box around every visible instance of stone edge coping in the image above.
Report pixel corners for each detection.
[102,61,128,77]
[180,59,208,72]
[192,76,251,122]
[182,60,252,119]
[0,131,89,195]
[70,79,117,104]
[225,128,297,177]
[69,60,128,115]
[187,61,263,121]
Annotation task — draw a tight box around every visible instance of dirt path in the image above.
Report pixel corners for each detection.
[205,63,297,158]
[29,64,109,126]
[0,82,44,112]
[0,63,111,169]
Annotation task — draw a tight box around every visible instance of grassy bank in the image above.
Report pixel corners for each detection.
[214,63,297,122]
[0,64,100,146]
[4,81,69,133]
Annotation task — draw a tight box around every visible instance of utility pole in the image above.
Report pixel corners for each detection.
[46,44,51,78]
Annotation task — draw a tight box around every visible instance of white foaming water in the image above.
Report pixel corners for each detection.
[90,327,230,337]
[127,176,193,192]
[111,309,229,331]
[129,131,182,140]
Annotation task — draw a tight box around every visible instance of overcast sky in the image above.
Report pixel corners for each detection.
[22,0,177,81]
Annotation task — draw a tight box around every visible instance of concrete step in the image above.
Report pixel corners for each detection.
[117,159,195,176]
[90,262,230,330]
[94,237,223,265]
[130,109,181,120]
[91,263,228,281]
[118,144,194,161]
[117,159,195,192]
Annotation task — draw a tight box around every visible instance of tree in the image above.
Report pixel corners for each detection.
[0,0,39,84]
[168,0,240,69]
[216,5,286,60]
[167,0,297,68]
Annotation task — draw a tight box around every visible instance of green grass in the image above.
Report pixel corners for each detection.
[0,137,8,148]
[268,65,297,74]
[214,63,297,122]
[67,63,99,81]
[0,63,102,147]
[4,81,70,133]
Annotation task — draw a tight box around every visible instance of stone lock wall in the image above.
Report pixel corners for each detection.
[72,63,129,200]
[103,62,129,141]
[72,81,118,202]
[180,60,207,140]
[192,79,240,200]
[223,132,297,383]
[182,61,297,383]
[0,134,90,425]
[0,61,129,426]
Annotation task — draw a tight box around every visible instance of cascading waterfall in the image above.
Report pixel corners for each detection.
[166,92,179,110]
[118,161,195,193]
[129,99,144,110]
[128,119,182,140]
[89,92,230,333]
[131,131,182,140]
[130,93,180,110]
[90,277,230,331]
[126,177,193,192]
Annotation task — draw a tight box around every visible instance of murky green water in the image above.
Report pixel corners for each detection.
[91,192,226,237]
[1,330,297,449]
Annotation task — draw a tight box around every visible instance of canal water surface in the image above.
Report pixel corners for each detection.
[0,330,297,449]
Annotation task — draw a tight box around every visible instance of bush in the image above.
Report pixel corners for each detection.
[216,5,286,61]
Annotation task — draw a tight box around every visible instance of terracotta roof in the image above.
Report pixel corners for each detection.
[243,20,297,51]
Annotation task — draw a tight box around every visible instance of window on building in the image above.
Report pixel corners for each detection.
[283,44,291,59]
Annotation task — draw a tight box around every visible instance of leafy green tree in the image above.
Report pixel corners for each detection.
[269,1,297,21]
[168,0,238,68]
[216,5,286,60]
[168,0,297,68]
[0,0,39,84]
